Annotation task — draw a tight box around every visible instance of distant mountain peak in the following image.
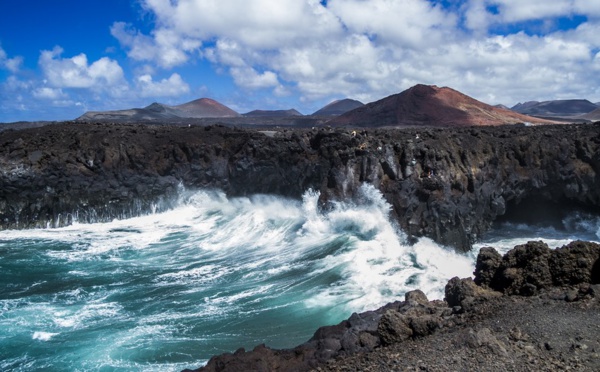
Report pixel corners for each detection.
[511,99,598,118]
[329,84,557,127]
[77,97,239,122]
[174,98,239,118]
[312,98,364,116]
[243,109,303,117]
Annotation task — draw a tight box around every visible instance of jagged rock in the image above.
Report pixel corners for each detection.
[377,310,414,345]
[491,241,553,295]
[464,327,508,357]
[473,240,600,296]
[549,240,600,285]
[444,277,501,312]
[404,289,429,306]
[474,246,502,287]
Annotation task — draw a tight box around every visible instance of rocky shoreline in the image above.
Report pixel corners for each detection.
[1,121,599,370]
[186,240,600,371]
[1,122,599,251]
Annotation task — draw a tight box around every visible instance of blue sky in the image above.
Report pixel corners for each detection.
[1,0,600,122]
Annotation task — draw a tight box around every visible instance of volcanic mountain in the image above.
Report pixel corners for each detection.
[243,109,303,117]
[172,98,239,118]
[580,107,600,121]
[312,99,364,116]
[511,99,598,119]
[77,98,239,122]
[329,84,557,127]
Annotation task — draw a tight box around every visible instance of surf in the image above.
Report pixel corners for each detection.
[0,185,598,371]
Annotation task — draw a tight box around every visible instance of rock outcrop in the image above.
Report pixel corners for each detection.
[185,240,600,372]
[1,122,599,251]
[474,240,600,295]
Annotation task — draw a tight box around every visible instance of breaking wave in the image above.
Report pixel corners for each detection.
[0,185,597,371]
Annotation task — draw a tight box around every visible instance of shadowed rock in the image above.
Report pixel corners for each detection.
[474,240,600,295]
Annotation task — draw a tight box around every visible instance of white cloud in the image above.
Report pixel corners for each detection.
[0,46,23,73]
[39,46,126,89]
[464,0,493,32]
[574,0,600,17]
[136,73,190,97]
[106,0,600,107]
[464,0,600,29]
[111,22,201,68]
[142,0,341,48]
[230,67,280,89]
[488,0,573,23]
[328,0,456,47]
[32,87,66,100]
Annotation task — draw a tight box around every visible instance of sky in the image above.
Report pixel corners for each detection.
[1,0,600,122]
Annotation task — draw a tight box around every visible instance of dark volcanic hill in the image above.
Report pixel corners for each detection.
[172,98,239,118]
[312,99,364,116]
[511,99,598,118]
[329,84,555,127]
[243,109,303,117]
[581,107,600,121]
[77,98,239,122]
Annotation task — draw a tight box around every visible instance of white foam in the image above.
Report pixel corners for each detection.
[153,265,231,287]
[32,331,59,341]
[52,301,123,329]
[303,184,474,313]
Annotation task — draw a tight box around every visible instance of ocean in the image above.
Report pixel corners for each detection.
[1,185,599,371]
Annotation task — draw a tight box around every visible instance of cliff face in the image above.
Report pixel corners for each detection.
[1,122,599,251]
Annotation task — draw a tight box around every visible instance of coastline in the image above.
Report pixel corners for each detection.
[189,240,600,371]
[1,121,599,370]
[2,122,599,251]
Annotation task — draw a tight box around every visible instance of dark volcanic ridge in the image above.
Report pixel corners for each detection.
[581,107,600,121]
[243,109,303,117]
[329,84,557,127]
[512,99,599,119]
[312,99,365,116]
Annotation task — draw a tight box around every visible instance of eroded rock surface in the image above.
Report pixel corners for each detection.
[1,122,599,251]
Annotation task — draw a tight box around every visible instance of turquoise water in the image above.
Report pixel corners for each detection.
[1,186,598,371]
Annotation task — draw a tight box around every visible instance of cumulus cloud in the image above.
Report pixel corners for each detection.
[230,67,280,89]
[464,0,600,29]
[136,73,190,97]
[39,46,126,89]
[32,86,66,100]
[111,22,201,68]
[108,0,600,107]
[0,45,23,73]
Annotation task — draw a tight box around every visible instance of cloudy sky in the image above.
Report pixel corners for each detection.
[1,0,600,122]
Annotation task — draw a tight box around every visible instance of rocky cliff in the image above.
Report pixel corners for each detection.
[1,122,599,251]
